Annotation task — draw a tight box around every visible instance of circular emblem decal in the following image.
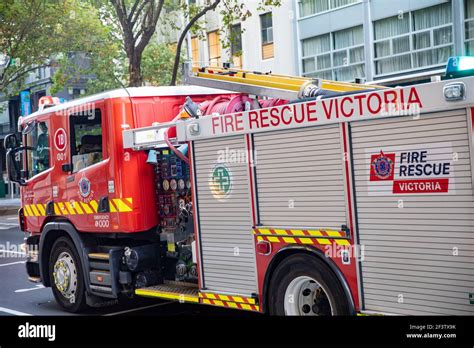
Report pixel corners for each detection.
[209,164,232,200]
[372,152,394,180]
[54,128,67,151]
[78,177,91,198]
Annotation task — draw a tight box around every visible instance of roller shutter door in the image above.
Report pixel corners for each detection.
[193,136,257,295]
[351,109,474,315]
[254,125,348,230]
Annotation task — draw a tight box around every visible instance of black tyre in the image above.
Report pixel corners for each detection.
[49,236,88,313]
[268,253,352,316]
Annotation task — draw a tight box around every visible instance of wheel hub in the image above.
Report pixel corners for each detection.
[53,252,78,303]
[284,276,333,316]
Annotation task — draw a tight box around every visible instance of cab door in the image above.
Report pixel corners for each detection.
[22,118,52,233]
[65,104,110,232]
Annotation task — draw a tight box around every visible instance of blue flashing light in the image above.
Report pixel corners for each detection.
[446,56,474,79]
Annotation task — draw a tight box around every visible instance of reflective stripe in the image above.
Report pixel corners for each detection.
[23,198,134,217]
[53,204,62,215]
[109,200,117,213]
[80,202,93,214]
[36,204,46,216]
[65,202,76,215]
[30,205,40,217]
[113,198,133,212]
[76,202,85,214]
[89,200,98,213]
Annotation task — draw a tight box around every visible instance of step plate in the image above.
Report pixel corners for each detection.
[135,284,199,303]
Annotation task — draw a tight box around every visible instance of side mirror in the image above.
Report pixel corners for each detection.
[4,133,19,150]
[6,147,25,186]
[62,163,72,173]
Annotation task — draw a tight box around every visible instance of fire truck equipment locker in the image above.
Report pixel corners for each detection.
[351,108,474,315]
[253,124,348,229]
[192,135,258,296]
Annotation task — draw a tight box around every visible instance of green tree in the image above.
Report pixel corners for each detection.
[0,0,110,95]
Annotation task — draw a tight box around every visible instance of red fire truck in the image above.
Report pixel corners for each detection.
[5,57,474,315]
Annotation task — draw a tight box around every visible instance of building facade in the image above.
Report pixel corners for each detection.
[157,0,299,75]
[296,0,472,84]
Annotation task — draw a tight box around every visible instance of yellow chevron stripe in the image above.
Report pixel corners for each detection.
[256,236,263,242]
[58,202,68,215]
[308,230,324,237]
[240,303,252,311]
[267,236,280,243]
[289,229,305,236]
[109,200,117,213]
[80,202,93,214]
[54,203,61,215]
[125,197,133,205]
[326,230,343,237]
[24,205,32,217]
[283,237,297,243]
[219,295,230,302]
[298,238,314,245]
[113,198,133,212]
[213,300,224,307]
[256,228,270,235]
[315,238,331,245]
[36,204,46,216]
[73,202,84,214]
[336,239,351,246]
[89,200,98,213]
[65,202,76,215]
[227,302,239,309]
[273,229,288,236]
[30,205,40,217]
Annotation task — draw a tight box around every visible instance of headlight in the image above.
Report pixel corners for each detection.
[443,82,465,101]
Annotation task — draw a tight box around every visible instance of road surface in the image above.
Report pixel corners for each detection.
[0,215,258,317]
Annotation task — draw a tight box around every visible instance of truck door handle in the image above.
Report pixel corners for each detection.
[66,175,75,183]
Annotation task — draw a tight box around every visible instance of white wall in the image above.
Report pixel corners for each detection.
[173,0,297,75]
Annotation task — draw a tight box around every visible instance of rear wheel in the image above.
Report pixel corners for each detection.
[49,237,88,313]
[268,254,351,316]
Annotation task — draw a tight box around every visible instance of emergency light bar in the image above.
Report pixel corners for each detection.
[446,56,474,79]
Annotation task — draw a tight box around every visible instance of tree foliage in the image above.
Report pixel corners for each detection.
[1,0,281,98]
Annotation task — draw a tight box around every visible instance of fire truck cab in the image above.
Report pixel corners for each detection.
[5,86,234,311]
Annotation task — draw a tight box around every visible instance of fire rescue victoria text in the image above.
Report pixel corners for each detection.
[211,87,423,135]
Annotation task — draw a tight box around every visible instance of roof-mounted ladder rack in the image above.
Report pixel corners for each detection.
[182,62,385,100]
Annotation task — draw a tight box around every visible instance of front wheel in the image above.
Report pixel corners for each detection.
[268,253,352,316]
[49,237,88,313]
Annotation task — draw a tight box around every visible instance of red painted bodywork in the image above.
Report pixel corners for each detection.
[20,93,230,236]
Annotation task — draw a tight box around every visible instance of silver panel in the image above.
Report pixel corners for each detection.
[351,109,474,315]
[254,125,347,230]
[193,136,257,295]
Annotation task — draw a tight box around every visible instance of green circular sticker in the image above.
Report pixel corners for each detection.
[210,164,232,200]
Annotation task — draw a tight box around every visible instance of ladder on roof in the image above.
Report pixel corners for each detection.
[182,62,385,100]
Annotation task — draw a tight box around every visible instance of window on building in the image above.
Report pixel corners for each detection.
[465,0,474,54]
[191,37,199,67]
[260,13,274,59]
[299,0,358,18]
[301,25,365,81]
[208,31,221,66]
[70,109,103,172]
[373,2,453,76]
[25,120,50,178]
[231,24,243,68]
